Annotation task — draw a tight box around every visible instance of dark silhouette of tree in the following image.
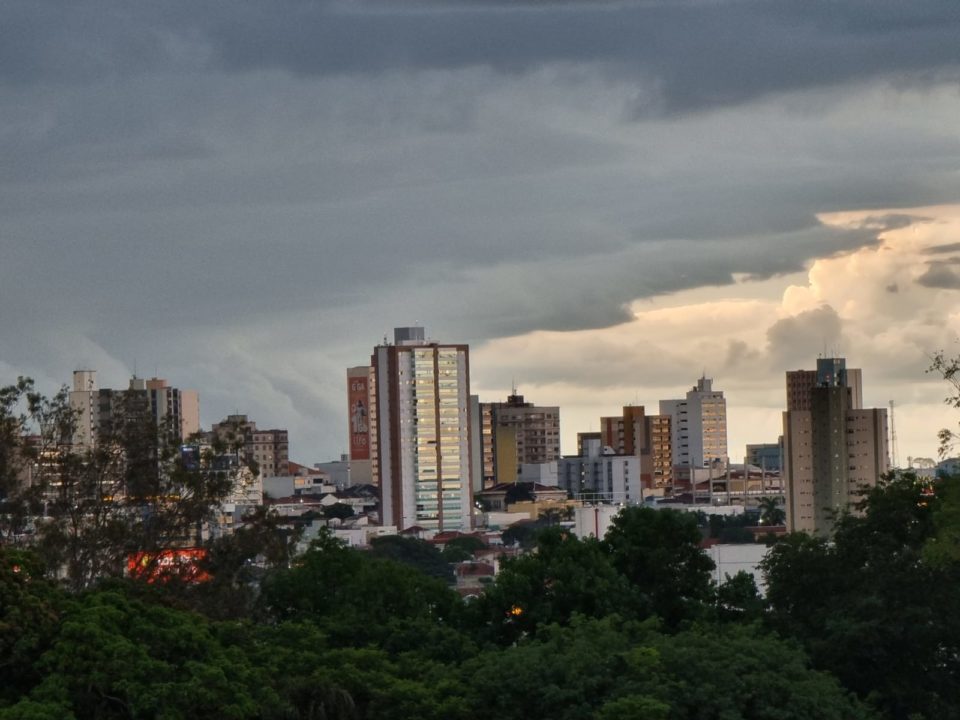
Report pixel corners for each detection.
[758,496,786,526]
[763,474,960,719]
[440,535,486,563]
[367,535,453,582]
[603,507,715,626]
[323,502,355,522]
[0,379,243,591]
[471,527,638,643]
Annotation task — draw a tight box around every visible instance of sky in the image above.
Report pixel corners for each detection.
[2,0,960,465]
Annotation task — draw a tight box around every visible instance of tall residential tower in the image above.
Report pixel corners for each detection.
[783,357,888,535]
[370,327,473,531]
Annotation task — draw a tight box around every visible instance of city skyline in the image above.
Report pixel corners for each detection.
[22,334,946,472]
[2,2,958,465]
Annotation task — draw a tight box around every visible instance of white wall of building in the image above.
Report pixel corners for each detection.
[707,543,769,591]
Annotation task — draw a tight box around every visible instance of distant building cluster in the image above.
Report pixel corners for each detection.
[69,370,200,451]
[52,330,925,559]
[343,327,905,539]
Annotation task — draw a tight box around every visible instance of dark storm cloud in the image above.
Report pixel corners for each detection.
[917,263,960,290]
[1,0,957,460]
[855,214,929,233]
[924,242,960,255]
[2,1,959,114]
[408,219,884,340]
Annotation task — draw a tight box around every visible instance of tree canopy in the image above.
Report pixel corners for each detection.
[5,374,960,720]
[763,473,960,719]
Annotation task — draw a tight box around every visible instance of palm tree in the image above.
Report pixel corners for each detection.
[758,496,786,526]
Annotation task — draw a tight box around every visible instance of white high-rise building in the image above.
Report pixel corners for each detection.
[660,376,728,469]
[371,327,473,531]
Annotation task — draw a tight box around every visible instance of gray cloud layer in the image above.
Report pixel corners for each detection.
[1,1,958,458]
[5,1,959,114]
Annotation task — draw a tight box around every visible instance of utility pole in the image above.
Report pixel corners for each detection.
[889,400,899,469]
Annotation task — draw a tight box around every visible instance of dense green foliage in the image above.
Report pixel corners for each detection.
[763,474,960,720]
[4,379,960,719]
[366,535,453,583]
[3,473,960,719]
[438,535,486,563]
[1,536,875,720]
[0,378,241,592]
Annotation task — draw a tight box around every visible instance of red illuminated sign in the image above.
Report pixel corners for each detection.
[127,548,210,584]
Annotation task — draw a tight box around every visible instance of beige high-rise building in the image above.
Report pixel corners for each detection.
[601,405,673,490]
[783,358,888,535]
[133,377,200,441]
[473,395,497,490]
[494,425,519,484]
[371,327,473,531]
[649,413,673,489]
[478,393,560,486]
[494,394,560,466]
[660,376,727,470]
[787,365,863,411]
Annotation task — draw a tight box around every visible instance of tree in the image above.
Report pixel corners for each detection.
[225,621,362,720]
[501,519,544,549]
[924,473,960,566]
[4,590,273,720]
[0,549,64,708]
[0,379,243,591]
[713,570,765,623]
[603,507,715,626]
[368,535,453,582]
[323,503,355,522]
[646,623,875,720]
[440,535,486,563]
[929,349,960,457]
[159,506,304,621]
[258,531,461,647]
[762,475,960,719]
[462,616,874,720]
[503,482,535,505]
[758,496,786,526]
[0,378,71,545]
[470,527,639,643]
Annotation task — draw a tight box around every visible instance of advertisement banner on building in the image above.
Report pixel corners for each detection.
[348,375,370,460]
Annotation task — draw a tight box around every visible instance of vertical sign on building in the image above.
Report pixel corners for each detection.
[347,367,371,461]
